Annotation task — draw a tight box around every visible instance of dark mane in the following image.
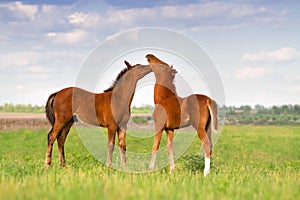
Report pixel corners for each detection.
[104,66,131,92]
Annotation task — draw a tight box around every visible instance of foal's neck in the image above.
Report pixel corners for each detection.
[154,75,177,97]
[113,73,137,105]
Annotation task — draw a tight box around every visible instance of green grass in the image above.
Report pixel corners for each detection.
[0,126,299,199]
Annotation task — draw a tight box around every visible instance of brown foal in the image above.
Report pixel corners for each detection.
[146,54,218,176]
[45,61,151,168]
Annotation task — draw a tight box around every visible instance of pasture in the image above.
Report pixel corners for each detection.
[0,126,299,199]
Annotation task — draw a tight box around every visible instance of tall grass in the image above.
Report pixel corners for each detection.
[0,126,299,199]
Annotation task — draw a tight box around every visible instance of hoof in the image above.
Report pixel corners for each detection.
[59,160,66,168]
[45,163,51,168]
[169,165,175,172]
[204,170,210,177]
[121,162,127,168]
[149,162,155,170]
[106,164,112,168]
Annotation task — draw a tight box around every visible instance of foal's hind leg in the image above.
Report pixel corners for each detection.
[197,125,212,177]
[45,123,64,167]
[204,123,213,176]
[57,120,73,167]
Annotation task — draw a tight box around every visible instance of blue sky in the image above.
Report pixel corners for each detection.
[0,0,299,106]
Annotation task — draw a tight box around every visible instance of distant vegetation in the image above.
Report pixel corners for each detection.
[131,105,153,114]
[0,103,44,113]
[0,103,299,125]
[223,104,300,125]
[132,104,300,125]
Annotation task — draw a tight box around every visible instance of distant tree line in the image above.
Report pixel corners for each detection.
[225,104,300,115]
[0,103,44,113]
[0,103,299,125]
[1,103,300,115]
[223,104,300,125]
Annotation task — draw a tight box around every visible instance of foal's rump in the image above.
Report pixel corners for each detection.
[207,98,218,132]
[186,94,218,132]
[45,92,58,126]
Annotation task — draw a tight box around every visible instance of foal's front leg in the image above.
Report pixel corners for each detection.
[149,129,163,170]
[117,129,126,167]
[150,105,167,170]
[166,129,175,171]
[106,129,116,167]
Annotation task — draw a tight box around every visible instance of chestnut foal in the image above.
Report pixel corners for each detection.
[45,61,151,168]
[146,54,218,176]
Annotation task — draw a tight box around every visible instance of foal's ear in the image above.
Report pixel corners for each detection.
[124,60,132,69]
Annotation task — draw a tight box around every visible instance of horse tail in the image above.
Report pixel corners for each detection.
[207,98,218,132]
[45,92,57,126]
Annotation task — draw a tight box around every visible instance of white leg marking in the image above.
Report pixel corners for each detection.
[149,151,157,170]
[204,157,210,177]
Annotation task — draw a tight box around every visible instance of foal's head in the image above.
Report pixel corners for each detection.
[104,60,152,92]
[124,60,152,79]
[146,54,177,81]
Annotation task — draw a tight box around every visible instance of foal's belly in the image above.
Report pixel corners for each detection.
[73,111,106,127]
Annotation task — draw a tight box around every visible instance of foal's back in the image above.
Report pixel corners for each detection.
[53,87,114,127]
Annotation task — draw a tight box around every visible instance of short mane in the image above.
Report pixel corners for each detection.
[104,67,131,92]
[167,67,178,95]
[170,66,177,82]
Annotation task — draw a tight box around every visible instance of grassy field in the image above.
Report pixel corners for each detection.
[0,126,299,199]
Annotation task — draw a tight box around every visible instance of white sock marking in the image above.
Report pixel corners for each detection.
[204,157,210,176]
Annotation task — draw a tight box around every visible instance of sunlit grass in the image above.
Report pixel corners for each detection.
[0,126,299,199]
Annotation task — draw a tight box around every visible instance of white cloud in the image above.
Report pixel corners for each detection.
[287,75,300,82]
[27,66,48,74]
[42,4,63,14]
[235,67,270,79]
[187,23,245,32]
[105,28,140,42]
[159,2,268,19]
[230,5,268,17]
[0,1,288,44]
[105,7,153,25]
[17,85,24,91]
[288,85,300,92]
[0,51,40,68]
[89,1,283,32]
[39,4,73,25]
[46,29,89,44]
[159,2,225,18]
[68,12,101,28]
[0,1,38,21]
[106,4,219,27]
[0,50,82,74]
[242,47,300,62]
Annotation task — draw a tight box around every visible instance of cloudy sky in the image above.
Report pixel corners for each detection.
[0,0,299,107]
